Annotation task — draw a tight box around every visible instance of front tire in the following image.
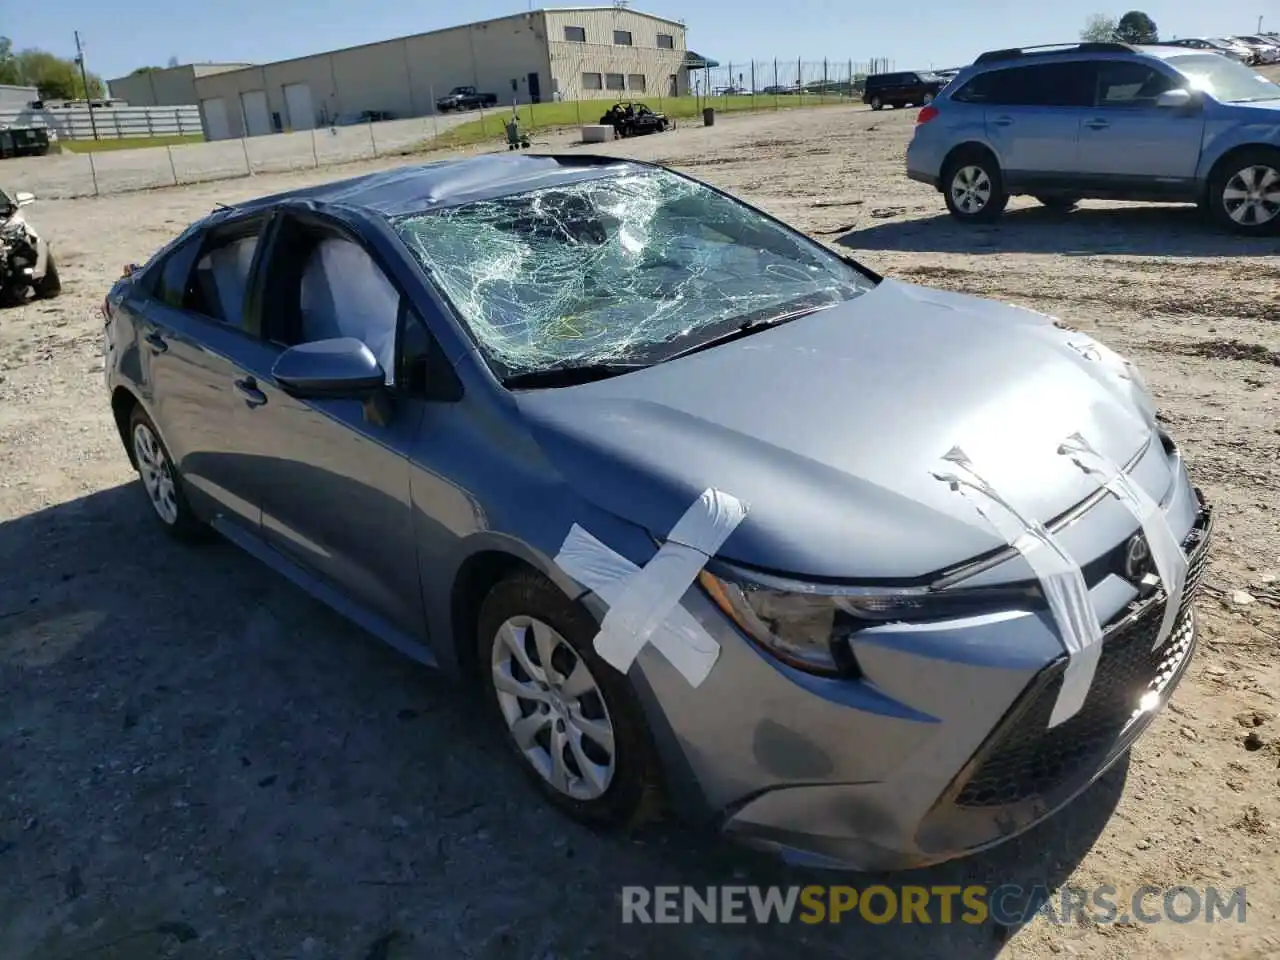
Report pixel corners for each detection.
[942,151,1008,223]
[870,96,883,110]
[477,571,663,829]
[1208,148,1280,235]
[128,407,207,542]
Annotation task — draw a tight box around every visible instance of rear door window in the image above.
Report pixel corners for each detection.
[182,227,265,329]
[955,62,1096,107]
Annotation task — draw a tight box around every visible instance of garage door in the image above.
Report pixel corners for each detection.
[201,97,230,140]
[240,90,271,137]
[283,83,315,131]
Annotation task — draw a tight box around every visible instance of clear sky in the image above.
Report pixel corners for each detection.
[15,0,1274,81]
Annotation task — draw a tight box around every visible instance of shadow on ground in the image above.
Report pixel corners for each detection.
[0,483,1127,959]
[840,204,1275,259]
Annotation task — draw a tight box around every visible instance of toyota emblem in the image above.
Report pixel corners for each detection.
[1123,533,1153,582]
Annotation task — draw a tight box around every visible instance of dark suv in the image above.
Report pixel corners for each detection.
[862,71,946,110]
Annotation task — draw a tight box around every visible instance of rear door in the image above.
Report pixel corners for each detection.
[136,214,281,534]
[973,60,1096,183]
[1077,60,1205,183]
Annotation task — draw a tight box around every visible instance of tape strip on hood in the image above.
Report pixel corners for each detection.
[933,446,1104,728]
[553,488,748,687]
[1058,431,1188,651]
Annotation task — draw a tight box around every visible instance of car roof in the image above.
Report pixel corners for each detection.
[960,40,1229,77]
[213,154,648,222]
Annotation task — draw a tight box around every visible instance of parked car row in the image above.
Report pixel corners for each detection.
[1167,34,1280,64]
[906,40,1280,234]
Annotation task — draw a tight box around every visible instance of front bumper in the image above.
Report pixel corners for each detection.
[717,500,1213,870]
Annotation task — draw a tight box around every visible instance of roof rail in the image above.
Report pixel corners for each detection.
[974,42,1134,64]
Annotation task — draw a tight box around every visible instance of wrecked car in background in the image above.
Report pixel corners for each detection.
[599,102,670,137]
[101,154,1211,870]
[1,187,61,305]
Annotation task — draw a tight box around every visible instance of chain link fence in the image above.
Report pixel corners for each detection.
[8,55,896,201]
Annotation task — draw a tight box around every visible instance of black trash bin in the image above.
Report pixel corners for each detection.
[702,107,715,127]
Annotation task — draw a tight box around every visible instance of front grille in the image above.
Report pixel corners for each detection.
[953,508,1211,809]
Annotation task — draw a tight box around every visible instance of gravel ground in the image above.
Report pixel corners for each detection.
[1,100,1278,960]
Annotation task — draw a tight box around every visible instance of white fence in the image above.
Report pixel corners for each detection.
[0,105,204,141]
[4,113,481,199]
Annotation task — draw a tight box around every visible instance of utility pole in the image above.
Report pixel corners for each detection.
[74,30,99,140]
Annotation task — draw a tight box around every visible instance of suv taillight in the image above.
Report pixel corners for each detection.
[916,105,940,124]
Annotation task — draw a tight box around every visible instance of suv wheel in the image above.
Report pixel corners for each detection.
[870,95,883,110]
[943,151,1008,223]
[922,92,935,105]
[477,571,663,828]
[1209,149,1280,235]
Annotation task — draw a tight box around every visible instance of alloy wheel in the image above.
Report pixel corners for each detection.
[950,165,992,214]
[132,422,179,525]
[490,615,617,801]
[1222,163,1280,227]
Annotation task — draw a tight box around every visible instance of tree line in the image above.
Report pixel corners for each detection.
[0,35,106,100]
[1080,10,1160,44]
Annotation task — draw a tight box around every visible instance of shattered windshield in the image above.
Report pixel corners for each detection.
[392,169,873,379]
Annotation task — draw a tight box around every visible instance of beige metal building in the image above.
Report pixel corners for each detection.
[108,7,689,141]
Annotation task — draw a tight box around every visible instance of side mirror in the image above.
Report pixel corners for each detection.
[272,337,386,399]
[14,191,36,207]
[1156,88,1195,109]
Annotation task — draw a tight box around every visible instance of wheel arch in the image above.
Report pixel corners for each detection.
[111,385,143,469]
[1202,142,1280,201]
[940,140,1000,181]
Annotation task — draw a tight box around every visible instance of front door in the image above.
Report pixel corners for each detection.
[527,72,542,103]
[1077,61,1205,182]
[234,215,426,636]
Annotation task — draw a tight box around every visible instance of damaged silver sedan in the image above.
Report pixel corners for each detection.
[102,155,1211,869]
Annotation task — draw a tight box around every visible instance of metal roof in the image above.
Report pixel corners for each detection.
[221,154,649,219]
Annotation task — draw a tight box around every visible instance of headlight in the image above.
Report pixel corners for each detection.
[697,567,1029,677]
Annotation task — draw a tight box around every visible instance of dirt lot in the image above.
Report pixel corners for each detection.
[1,101,1278,960]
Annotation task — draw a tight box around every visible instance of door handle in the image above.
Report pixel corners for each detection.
[233,377,268,408]
[144,331,168,354]
[992,115,1013,126]
[1084,119,1110,130]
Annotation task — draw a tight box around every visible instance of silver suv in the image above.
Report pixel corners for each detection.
[906,42,1280,234]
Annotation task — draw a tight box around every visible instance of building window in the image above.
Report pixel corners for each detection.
[564,25,586,42]
[627,74,646,92]
[605,73,625,90]
[582,72,603,90]
[657,33,674,49]
[613,30,633,45]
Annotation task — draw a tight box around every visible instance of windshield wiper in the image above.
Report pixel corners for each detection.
[663,302,838,364]
[502,361,652,389]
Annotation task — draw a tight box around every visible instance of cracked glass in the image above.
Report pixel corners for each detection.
[392,169,873,378]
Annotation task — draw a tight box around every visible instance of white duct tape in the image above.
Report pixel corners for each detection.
[1058,431,1188,651]
[933,446,1104,728]
[553,488,748,687]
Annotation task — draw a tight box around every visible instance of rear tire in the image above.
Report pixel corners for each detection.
[477,571,664,830]
[942,150,1008,223]
[127,406,208,542]
[1207,147,1280,235]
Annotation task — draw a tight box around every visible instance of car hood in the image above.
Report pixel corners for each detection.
[515,279,1159,581]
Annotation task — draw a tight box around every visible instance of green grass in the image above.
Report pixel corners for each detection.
[58,133,205,153]
[423,92,858,151]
